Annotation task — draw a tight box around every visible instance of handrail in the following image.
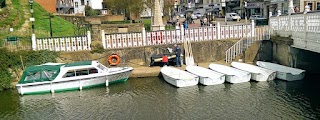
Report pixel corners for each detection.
[225,26,270,63]
[225,37,246,63]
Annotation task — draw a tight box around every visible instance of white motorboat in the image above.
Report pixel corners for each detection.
[186,65,225,85]
[231,62,276,81]
[16,61,133,95]
[209,63,251,83]
[160,66,199,87]
[256,61,305,81]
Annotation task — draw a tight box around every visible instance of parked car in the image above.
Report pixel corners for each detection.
[250,15,268,26]
[195,13,203,19]
[191,13,197,19]
[249,15,266,20]
[225,13,241,21]
[179,13,185,18]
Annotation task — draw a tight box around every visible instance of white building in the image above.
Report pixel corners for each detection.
[140,0,164,17]
[73,0,102,14]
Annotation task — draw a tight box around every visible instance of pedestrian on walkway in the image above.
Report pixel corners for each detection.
[183,21,188,29]
[173,44,181,67]
[175,22,180,29]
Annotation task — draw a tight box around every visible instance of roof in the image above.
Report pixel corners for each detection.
[64,61,92,67]
[18,61,93,84]
[18,64,64,84]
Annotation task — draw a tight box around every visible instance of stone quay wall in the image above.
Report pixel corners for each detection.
[58,39,238,67]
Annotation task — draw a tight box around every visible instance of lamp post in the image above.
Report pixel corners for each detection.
[48,13,53,37]
[175,0,179,13]
[221,0,226,25]
[207,12,211,26]
[29,0,34,34]
[244,1,247,23]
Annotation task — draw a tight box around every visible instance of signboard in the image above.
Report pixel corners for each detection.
[222,3,226,7]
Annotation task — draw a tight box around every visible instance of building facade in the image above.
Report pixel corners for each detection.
[56,0,74,14]
[140,0,164,17]
[56,0,102,15]
[73,0,102,14]
[35,0,57,13]
[299,0,320,12]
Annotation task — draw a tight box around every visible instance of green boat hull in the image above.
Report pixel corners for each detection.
[21,78,128,95]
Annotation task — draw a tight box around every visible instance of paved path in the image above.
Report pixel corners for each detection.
[130,61,230,78]
[170,17,251,28]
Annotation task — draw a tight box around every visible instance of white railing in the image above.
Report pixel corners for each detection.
[102,22,255,49]
[31,31,91,51]
[269,12,320,33]
[225,26,270,63]
[269,11,320,53]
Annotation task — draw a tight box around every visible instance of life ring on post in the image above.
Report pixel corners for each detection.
[108,54,120,66]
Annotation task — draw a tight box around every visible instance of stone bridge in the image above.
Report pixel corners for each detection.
[269,11,320,53]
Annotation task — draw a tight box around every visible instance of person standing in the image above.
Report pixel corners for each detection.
[162,54,169,66]
[174,44,181,67]
[175,22,180,29]
[183,21,188,29]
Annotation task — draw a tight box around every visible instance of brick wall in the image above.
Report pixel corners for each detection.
[101,24,144,34]
[35,0,56,13]
[85,15,125,22]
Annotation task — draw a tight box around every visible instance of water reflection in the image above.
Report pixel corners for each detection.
[0,78,319,119]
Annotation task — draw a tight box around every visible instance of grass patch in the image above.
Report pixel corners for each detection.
[33,3,74,37]
[142,19,151,31]
[0,0,24,29]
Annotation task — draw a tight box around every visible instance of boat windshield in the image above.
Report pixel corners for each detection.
[62,68,99,78]
[97,64,109,72]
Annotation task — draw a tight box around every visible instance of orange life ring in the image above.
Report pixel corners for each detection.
[108,54,120,66]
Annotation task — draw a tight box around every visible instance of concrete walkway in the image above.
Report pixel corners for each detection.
[130,60,230,78]
[172,18,250,29]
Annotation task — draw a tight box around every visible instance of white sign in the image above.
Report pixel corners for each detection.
[9,28,13,32]
[222,3,226,7]
[30,18,35,22]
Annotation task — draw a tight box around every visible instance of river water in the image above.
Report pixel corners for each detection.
[1,77,320,119]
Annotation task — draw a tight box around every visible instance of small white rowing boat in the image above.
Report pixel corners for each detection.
[256,61,305,81]
[161,66,199,87]
[231,62,276,81]
[186,65,225,85]
[209,63,251,83]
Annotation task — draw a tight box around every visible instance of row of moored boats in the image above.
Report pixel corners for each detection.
[160,61,306,87]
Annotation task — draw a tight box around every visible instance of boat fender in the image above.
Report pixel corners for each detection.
[108,54,120,66]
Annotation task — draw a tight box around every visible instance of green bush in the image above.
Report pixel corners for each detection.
[0,48,59,91]
[90,41,104,54]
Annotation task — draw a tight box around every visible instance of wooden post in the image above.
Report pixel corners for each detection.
[20,55,25,70]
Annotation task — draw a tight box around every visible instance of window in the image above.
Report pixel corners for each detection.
[317,2,320,10]
[76,69,89,76]
[308,3,313,11]
[63,71,75,78]
[89,68,98,74]
[75,2,78,8]
[63,68,98,78]
[81,0,84,5]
